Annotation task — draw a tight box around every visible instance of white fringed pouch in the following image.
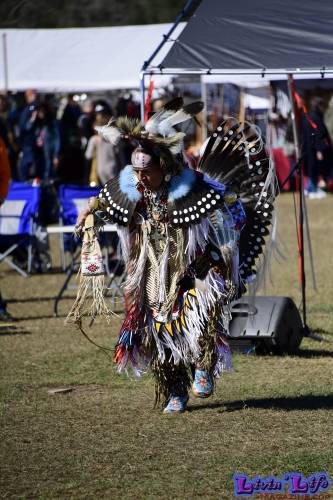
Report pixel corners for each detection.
[66,211,111,328]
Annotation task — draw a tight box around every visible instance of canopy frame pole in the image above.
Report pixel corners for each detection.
[144,68,332,77]
[287,75,306,324]
[140,71,145,121]
[141,0,197,74]
[200,76,208,142]
[287,74,322,341]
[139,0,198,120]
[2,33,8,91]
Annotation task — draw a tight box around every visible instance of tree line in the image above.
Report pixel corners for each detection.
[0,0,200,28]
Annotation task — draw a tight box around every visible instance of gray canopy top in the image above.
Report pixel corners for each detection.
[145,0,333,77]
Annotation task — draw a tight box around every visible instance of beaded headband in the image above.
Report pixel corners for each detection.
[131,148,155,170]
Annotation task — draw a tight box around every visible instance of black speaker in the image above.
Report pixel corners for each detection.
[228,296,303,354]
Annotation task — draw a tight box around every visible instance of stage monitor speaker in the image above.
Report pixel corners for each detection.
[228,296,303,354]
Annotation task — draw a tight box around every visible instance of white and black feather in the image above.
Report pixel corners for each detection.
[198,118,277,282]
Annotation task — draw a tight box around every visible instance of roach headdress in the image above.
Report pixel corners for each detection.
[95,97,204,175]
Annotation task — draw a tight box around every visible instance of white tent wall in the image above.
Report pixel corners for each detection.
[0,23,186,92]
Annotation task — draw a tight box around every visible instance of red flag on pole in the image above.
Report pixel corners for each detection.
[144,78,154,123]
[292,88,318,130]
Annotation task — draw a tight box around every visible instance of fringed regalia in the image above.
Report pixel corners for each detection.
[68,98,276,406]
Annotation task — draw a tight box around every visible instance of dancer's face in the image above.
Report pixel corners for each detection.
[134,165,164,191]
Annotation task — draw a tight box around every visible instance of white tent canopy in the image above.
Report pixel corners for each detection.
[0,23,186,92]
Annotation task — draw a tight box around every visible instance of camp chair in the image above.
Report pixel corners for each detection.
[0,182,41,277]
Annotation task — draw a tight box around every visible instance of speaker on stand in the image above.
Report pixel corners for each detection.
[228,296,303,354]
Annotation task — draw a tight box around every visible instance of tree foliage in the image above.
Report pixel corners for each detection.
[0,0,199,28]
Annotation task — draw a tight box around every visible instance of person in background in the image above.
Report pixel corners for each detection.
[78,99,95,148]
[0,135,14,321]
[78,100,96,183]
[0,98,9,146]
[0,94,20,180]
[58,94,85,184]
[302,96,333,199]
[116,93,140,119]
[85,102,121,185]
[4,93,25,180]
[40,101,61,180]
[84,101,122,258]
[18,89,39,181]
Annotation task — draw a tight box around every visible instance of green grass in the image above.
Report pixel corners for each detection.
[1,193,333,499]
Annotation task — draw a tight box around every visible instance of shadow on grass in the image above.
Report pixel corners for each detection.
[7,296,74,304]
[295,349,333,358]
[314,328,332,334]
[16,312,123,321]
[17,314,67,320]
[189,394,333,412]
[0,328,31,336]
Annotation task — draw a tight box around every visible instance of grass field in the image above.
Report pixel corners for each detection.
[1,193,333,499]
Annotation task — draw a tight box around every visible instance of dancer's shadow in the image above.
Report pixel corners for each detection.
[189,394,333,412]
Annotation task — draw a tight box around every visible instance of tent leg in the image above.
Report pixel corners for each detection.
[140,71,145,122]
[2,33,9,91]
[239,85,245,123]
[287,75,306,322]
[287,74,322,342]
[200,76,208,142]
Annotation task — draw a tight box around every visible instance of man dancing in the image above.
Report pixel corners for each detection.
[70,99,275,413]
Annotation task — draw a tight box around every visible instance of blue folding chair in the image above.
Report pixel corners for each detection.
[0,182,41,277]
[58,184,100,269]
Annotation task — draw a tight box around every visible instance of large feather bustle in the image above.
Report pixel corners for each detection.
[198,117,276,285]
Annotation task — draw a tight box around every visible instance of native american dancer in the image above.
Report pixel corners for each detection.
[68,98,276,413]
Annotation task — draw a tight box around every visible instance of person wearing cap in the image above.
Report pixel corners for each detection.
[302,96,333,198]
[85,102,121,186]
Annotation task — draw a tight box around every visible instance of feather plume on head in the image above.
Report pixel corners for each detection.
[94,97,204,174]
[94,119,123,145]
[157,101,204,137]
[144,96,184,135]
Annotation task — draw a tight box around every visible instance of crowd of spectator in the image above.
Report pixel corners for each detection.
[0,90,144,279]
[0,90,140,187]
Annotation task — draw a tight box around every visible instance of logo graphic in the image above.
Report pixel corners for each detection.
[233,472,331,497]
